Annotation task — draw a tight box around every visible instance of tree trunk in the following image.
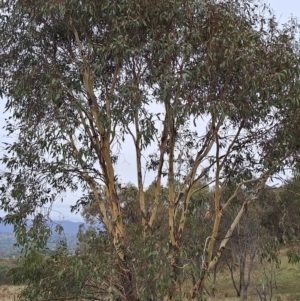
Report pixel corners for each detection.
[241,285,248,300]
[168,246,180,301]
[118,258,136,301]
[239,256,246,298]
[211,262,218,296]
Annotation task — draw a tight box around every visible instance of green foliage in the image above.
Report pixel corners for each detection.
[10,232,118,301]
[287,251,300,264]
[1,0,300,300]
[0,258,16,285]
[260,177,300,244]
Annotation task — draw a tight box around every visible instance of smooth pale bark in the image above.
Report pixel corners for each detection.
[191,200,253,299]
[134,109,147,227]
[71,22,136,300]
[189,155,290,300]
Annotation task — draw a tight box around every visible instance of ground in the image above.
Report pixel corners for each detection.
[0,285,22,301]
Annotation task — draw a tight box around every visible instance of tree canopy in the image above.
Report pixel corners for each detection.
[1,0,300,300]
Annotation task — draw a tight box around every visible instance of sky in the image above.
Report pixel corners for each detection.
[0,0,299,222]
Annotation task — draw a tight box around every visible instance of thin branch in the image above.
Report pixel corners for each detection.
[219,119,245,170]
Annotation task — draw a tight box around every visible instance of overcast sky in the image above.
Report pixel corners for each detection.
[0,0,299,222]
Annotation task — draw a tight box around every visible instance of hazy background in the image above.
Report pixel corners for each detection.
[0,0,299,222]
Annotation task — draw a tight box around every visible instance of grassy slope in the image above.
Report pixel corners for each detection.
[208,248,300,301]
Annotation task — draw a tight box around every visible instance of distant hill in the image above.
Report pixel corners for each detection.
[47,220,84,235]
[0,219,104,235]
[0,223,14,233]
[0,219,104,258]
[0,220,84,235]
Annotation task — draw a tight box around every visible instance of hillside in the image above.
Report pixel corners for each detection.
[0,220,83,235]
[0,220,87,258]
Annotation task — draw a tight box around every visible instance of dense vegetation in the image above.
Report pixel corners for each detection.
[1,0,300,300]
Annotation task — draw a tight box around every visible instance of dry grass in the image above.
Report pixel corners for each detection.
[206,292,300,301]
[206,295,300,301]
[0,285,22,301]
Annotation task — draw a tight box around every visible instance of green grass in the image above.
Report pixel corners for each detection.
[206,248,300,301]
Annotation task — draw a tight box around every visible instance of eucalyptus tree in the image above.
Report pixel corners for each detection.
[1,0,300,300]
